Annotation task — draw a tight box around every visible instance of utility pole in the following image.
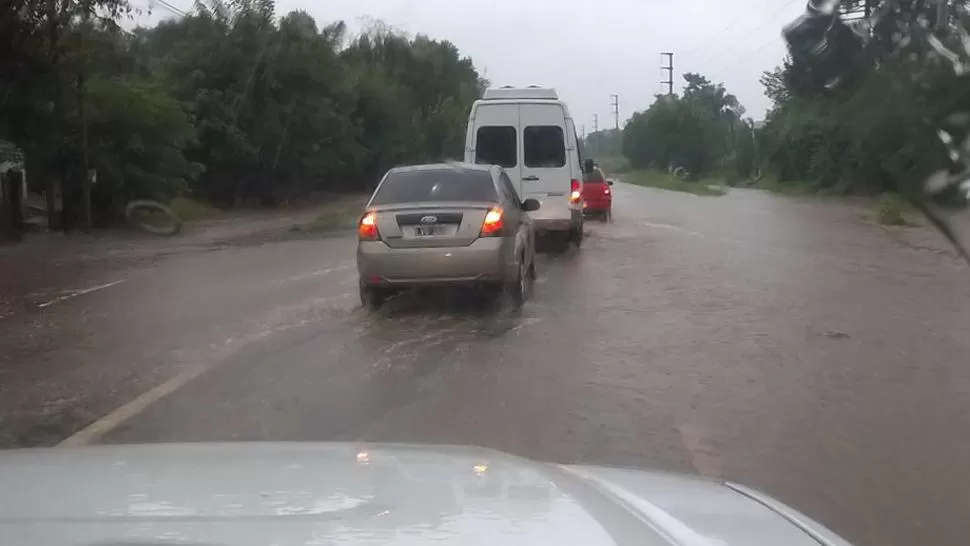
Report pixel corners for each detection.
[609,94,619,130]
[78,12,92,232]
[661,52,674,96]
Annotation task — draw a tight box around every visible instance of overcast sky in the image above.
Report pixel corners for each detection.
[133,0,808,132]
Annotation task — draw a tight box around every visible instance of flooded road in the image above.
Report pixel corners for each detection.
[2,183,969,546]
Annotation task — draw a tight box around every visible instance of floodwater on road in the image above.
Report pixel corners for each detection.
[1,183,969,546]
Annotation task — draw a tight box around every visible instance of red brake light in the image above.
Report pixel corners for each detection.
[480,207,504,237]
[570,179,582,204]
[359,211,379,241]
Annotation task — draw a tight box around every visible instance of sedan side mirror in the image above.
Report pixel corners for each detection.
[522,198,541,212]
[607,179,614,186]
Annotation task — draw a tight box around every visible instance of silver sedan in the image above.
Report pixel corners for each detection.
[356,163,540,310]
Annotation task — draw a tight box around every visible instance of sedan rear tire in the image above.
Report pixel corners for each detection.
[571,224,584,248]
[486,258,529,311]
[360,282,388,311]
[510,258,529,306]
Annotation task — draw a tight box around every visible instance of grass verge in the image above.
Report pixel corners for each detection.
[872,193,911,226]
[302,195,368,233]
[622,170,726,196]
[749,176,820,196]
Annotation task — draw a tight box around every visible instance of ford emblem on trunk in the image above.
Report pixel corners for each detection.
[420,215,438,224]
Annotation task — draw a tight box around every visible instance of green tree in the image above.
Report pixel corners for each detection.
[764,0,970,197]
[84,76,201,222]
[3,0,486,226]
[621,73,747,178]
[583,129,622,159]
[1,0,132,228]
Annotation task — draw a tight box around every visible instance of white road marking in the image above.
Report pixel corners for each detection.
[58,363,208,447]
[37,280,127,309]
[58,292,355,447]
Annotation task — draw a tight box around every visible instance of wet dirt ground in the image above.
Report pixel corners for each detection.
[1,183,968,546]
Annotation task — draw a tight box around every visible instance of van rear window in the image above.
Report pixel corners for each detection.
[371,169,498,205]
[475,126,517,168]
[524,126,565,168]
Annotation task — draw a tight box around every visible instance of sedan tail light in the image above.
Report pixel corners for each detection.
[570,179,582,204]
[358,211,380,241]
[480,207,505,237]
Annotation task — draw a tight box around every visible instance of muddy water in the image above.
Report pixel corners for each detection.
[1,183,968,546]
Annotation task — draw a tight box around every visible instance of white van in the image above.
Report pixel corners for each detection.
[464,86,586,247]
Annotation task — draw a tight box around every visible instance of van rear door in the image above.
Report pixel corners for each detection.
[519,104,571,221]
[470,103,521,190]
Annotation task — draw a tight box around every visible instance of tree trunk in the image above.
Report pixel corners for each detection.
[46,0,60,230]
[77,53,91,232]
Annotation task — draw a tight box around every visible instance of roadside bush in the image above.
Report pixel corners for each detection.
[597,156,630,174]
[875,194,906,226]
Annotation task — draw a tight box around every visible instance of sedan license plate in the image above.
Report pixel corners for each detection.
[414,225,443,237]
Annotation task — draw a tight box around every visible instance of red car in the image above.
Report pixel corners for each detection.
[582,166,613,221]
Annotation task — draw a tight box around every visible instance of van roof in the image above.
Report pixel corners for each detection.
[470,99,573,119]
[482,87,559,100]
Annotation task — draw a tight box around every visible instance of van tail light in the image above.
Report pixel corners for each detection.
[358,211,380,241]
[480,207,505,237]
[570,179,582,204]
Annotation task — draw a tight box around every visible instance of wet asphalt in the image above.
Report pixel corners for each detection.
[1,182,970,546]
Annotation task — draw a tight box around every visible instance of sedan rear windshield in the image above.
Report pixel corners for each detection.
[371,169,498,205]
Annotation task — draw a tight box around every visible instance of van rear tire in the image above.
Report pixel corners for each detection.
[551,232,571,254]
[570,223,584,248]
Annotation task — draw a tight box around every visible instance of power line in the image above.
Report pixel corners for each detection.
[687,0,800,69]
[144,0,187,17]
[679,0,784,57]
[159,0,187,17]
[707,36,784,80]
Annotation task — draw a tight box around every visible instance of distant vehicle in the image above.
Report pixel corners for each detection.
[465,86,584,249]
[356,163,540,310]
[0,442,856,546]
[582,166,614,222]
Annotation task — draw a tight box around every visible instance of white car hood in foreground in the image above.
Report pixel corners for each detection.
[0,442,851,546]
